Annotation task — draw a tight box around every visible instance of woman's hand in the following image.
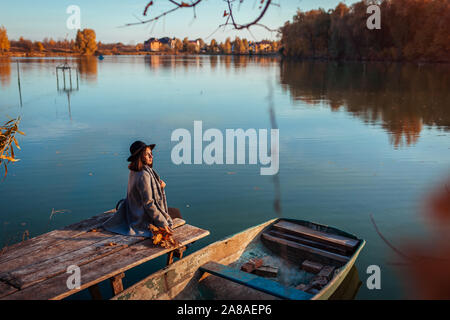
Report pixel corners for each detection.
[160,179,166,189]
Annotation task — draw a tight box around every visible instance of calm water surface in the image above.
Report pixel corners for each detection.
[0,56,449,299]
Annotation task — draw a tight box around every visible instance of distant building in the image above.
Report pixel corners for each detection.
[144,38,161,52]
[159,37,176,49]
[144,37,177,52]
[256,40,272,53]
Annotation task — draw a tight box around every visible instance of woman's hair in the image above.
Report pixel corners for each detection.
[128,147,152,171]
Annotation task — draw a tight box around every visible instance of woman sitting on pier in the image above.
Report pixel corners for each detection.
[103,141,173,237]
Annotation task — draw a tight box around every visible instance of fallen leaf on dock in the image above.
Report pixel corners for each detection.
[105,242,117,247]
[149,224,179,249]
[153,233,162,245]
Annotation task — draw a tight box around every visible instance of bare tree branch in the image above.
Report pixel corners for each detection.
[125,0,278,32]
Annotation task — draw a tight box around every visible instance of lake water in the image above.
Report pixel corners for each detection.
[0,56,449,299]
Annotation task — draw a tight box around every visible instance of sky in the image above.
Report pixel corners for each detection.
[0,0,357,43]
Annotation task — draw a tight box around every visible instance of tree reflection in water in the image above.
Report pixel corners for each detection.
[0,57,11,87]
[279,61,450,148]
[77,56,98,82]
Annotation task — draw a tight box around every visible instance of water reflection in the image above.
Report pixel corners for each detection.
[209,55,218,70]
[0,58,11,87]
[279,61,450,148]
[56,63,79,121]
[77,57,98,82]
[142,55,280,71]
[222,55,232,70]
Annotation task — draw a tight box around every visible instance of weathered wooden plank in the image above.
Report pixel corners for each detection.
[318,266,335,281]
[1,233,145,290]
[0,281,17,298]
[170,218,186,229]
[0,231,116,274]
[272,221,359,251]
[301,260,323,274]
[267,230,349,256]
[253,266,278,278]
[2,224,209,300]
[1,217,185,278]
[240,258,263,273]
[0,211,114,264]
[262,233,350,264]
[200,262,313,300]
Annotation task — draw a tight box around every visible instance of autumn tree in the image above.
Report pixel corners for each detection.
[233,37,246,54]
[198,38,205,50]
[223,37,232,54]
[35,41,45,52]
[136,43,144,51]
[242,39,249,53]
[209,39,218,53]
[0,26,10,54]
[161,44,173,53]
[174,38,183,52]
[182,37,189,52]
[18,37,33,53]
[281,0,450,62]
[186,42,199,54]
[74,29,97,55]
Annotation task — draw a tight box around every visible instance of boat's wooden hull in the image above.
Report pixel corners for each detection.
[313,239,365,300]
[113,218,364,300]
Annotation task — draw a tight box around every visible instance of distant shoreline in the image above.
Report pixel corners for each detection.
[0,51,280,58]
[2,52,447,65]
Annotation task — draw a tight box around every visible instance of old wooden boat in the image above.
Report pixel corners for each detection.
[113,218,365,300]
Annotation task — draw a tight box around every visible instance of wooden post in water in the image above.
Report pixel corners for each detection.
[76,68,79,90]
[67,91,72,121]
[69,68,72,88]
[56,64,78,121]
[56,67,59,90]
[17,61,22,107]
[62,68,66,90]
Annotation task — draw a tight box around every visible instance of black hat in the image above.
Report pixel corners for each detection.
[127,140,155,162]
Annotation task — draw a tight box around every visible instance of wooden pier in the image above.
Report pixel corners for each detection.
[0,210,209,300]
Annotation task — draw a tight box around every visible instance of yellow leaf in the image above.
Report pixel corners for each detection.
[0,155,19,162]
[153,233,162,245]
[13,137,21,150]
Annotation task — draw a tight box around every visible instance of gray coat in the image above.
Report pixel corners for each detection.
[103,166,173,237]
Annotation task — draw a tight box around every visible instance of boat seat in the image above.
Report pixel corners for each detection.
[272,220,359,252]
[199,261,313,300]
